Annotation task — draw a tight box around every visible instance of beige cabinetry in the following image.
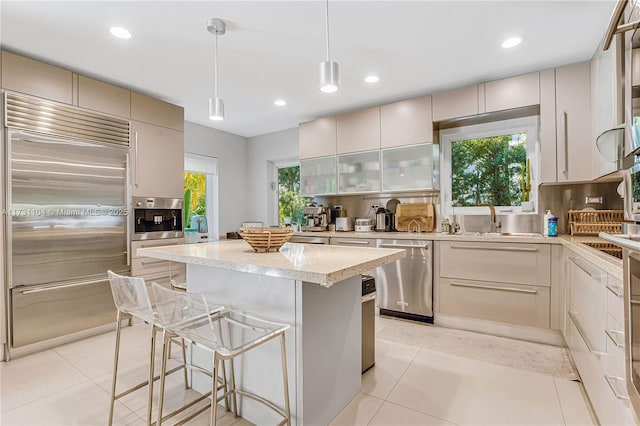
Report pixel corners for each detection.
[77,75,130,118]
[130,239,186,288]
[131,120,184,198]
[555,62,593,182]
[336,107,380,154]
[432,85,479,122]
[438,241,552,328]
[540,68,558,183]
[565,252,635,425]
[299,117,337,159]
[1,51,73,104]
[380,96,432,148]
[337,150,381,194]
[131,92,184,131]
[381,143,438,191]
[484,72,540,113]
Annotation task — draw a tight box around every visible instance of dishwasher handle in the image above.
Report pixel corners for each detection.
[379,243,429,250]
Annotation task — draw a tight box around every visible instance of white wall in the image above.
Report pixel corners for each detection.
[184,122,250,237]
[247,128,299,226]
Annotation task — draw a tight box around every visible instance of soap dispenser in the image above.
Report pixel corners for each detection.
[543,210,553,236]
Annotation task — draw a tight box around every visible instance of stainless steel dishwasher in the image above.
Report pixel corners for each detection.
[376,239,433,323]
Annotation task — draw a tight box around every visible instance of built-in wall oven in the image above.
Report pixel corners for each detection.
[132,196,183,240]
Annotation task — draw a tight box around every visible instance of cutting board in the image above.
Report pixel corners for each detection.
[395,203,435,232]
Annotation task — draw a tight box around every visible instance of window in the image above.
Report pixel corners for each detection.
[440,116,540,215]
[277,165,311,226]
[184,153,219,239]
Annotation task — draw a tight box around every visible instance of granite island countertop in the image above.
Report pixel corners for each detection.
[137,239,405,287]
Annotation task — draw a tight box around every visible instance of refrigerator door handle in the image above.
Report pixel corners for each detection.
[19,278,108,295]
[134,131,139,187]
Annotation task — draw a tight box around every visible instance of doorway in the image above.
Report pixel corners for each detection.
[184,153,219,240]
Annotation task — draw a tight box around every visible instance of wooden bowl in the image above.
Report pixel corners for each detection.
[237,227,295,252]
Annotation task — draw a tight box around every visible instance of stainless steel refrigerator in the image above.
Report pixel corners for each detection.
[4,93,130,352]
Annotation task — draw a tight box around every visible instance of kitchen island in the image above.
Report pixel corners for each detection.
[137,239,404,426]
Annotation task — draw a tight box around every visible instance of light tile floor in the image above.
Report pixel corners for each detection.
[0,315,595,426]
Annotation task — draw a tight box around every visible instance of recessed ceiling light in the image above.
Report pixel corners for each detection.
[501,36,523,49]
[110,27,132,39]
[274,99,287,106]
[365,75,380,84]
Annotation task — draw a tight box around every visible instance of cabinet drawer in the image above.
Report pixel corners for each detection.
[569,256,607,354]
[606,313,625,373]
[439,241,551,286]
[131,238,185,259]
[439,278,550,328]
[607,275,624,325]
[132,257,174,276]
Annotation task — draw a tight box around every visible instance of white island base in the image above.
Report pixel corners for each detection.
[136,240,404,425]
[187,265,361,426]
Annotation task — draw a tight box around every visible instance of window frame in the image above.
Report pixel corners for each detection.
[440,115,540,216]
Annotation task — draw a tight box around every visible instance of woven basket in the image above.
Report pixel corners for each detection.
[238,227,294,252]
[568,209,624,236]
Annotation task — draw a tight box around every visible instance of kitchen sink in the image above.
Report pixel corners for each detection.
[459,232,544,237]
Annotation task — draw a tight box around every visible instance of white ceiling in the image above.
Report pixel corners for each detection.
[1,1,617,138]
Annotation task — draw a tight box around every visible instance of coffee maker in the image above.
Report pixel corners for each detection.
[302,205,329,231]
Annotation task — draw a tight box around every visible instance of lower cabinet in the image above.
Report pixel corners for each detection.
[437,241,552,328]
[131,238,186,289]
[565,251,635,425]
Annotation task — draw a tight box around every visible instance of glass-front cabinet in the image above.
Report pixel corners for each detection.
[300,156,337,196]
[338,150,381,194]
[382,143,439,191]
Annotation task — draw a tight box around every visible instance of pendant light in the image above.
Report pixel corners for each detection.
[319,0,339,93]
[207,18,226,121]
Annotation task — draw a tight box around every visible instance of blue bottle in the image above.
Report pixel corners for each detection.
[548,217,558,237]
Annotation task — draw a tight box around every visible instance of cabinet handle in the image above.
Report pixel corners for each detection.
[606,284,624,298]
[335,240,370,245]
[140,242,179,248]
[141,259,167,266]
[20,278,107,295]
[569,257,606,280]
[134,131,139,187]
[604,374,630,400]
[449,244,538,252]
[563,111,569,176]
[568,311,605,356]
[450,281,537,294]
[605,329,625,348]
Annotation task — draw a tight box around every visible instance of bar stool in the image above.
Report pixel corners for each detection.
[106,271,223,425]
[152,283,292,426]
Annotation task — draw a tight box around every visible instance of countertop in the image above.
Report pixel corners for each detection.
[137,239,405,287]
[293,230,623,279]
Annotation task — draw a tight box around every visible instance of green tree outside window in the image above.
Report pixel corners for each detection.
[278,166,311,225]
[451,133,526,207]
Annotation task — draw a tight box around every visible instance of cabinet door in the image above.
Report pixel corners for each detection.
[432,85,479,121]
[338,151,380,194]
[382,143,437,191]
[485,72,540,113]
[131,92,184,131]
[78,75,130,118]
[300,156,337,195]
[1,51,73,104]
[540,68,558,183]
[336,107,380,154]
[131,120,184,198]
[299,117,337,159]
[556,62,594,182]
[380,96,432,148]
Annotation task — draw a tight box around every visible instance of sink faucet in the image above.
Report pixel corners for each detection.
[479,204,501,233]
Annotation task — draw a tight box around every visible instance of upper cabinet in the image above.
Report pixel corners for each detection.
[131,92,184,131]
[432,85,479,121]
[1,51,73,104]
[555,62,593,183]
[130,120,184,198]
[77,75,130,118]
[336,106,381,154]
[299,117,337,159]
[484,72,540,113]
[380,96,433,148]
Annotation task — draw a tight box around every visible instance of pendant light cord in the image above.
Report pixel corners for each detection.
[325,0,330,61]
[214,32,219,97]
